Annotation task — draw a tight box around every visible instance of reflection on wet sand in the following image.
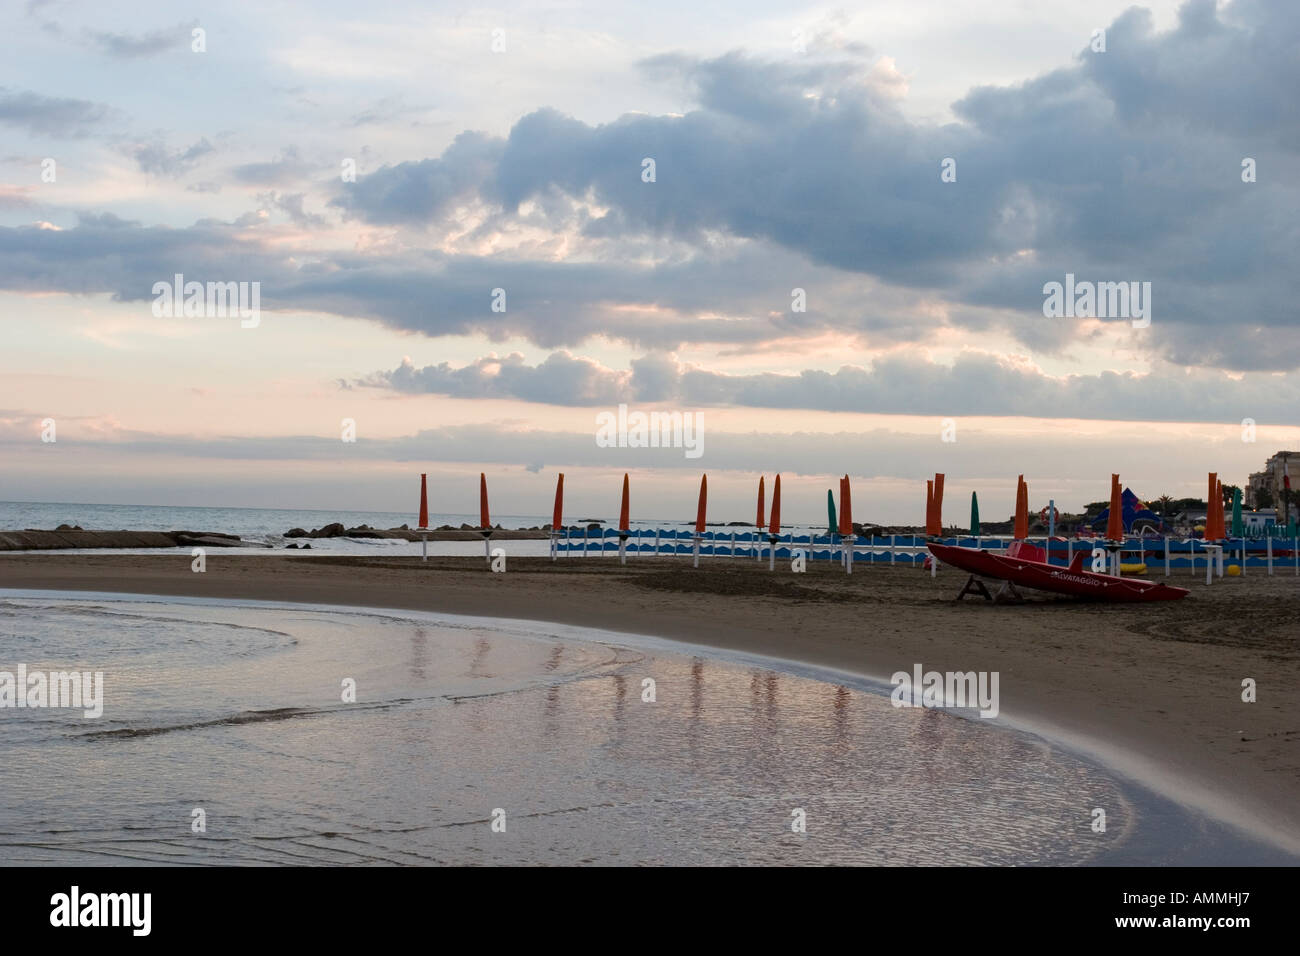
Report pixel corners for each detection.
[1,596,1270,866]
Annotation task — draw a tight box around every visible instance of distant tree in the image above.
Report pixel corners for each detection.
[1157,495,1173,518]
[1255,487,1274,509]
[1222,484,1240,506]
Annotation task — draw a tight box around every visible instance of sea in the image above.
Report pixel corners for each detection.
[0,592,1293,866]
[0,500,826,557]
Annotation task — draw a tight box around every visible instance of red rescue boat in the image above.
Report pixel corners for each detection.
[928,541,1189,603]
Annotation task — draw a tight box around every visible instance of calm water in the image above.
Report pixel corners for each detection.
[1,500,818,556]
[0,593,1288,865]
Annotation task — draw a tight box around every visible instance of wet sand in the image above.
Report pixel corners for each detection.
[3,551,1297,852]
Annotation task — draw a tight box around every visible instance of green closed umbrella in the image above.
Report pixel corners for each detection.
[1287,516,1297,538]
[1230,487,1243,537]
[827,489,837,536]
[970,491,980,536]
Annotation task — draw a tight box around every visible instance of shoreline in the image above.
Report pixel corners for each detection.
[3,552,1297,854]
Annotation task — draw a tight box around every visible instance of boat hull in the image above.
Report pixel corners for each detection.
[928,543,1190,602]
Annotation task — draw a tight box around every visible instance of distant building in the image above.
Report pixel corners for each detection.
[1246,450,1297,509]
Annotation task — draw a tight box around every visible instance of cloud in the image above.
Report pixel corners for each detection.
[329,0,1300,369]
[0,87,112,137]
[85,22,196,59]
[361,349,1300,424]
[230,147,318,187]
[129,137,215,177]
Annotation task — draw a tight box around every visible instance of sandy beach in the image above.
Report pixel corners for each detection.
[3,551,1297,852]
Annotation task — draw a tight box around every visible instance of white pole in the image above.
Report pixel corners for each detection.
[421,531,427,562]
[731,531,736,558]
[1067,539,1073,568]
[655,528,660,556]
[1164,536,1170,577]
[845,534,854,575]
[1267,535,1273,576]
[1206,545,1213,586]
[891,534,896,566]
[768,536,776,571]
[1240,537,1246,576]
[693,535,701,568]
[583,526,588,557]
[619,536,627,565]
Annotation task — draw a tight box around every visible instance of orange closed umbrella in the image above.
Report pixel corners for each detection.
[552,473,564,530]
[695,474,708,535]
[1206,473,1218,540]
[418,473,428,530]
[755,475,766,562]
[1106,474,1124,543]
[925,480,934,534]
[617,473,631,565]
[1013,475,1029,540]
[479,473,490,530]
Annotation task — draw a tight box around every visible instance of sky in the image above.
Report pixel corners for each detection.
[1,0,1297,525]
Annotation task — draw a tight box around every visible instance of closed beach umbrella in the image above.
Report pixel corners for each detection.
[1206,473,1219,540]
[1013,475,1029,540]
[479,473,490,530]
[1106,474,1124,542]
[839,475,853,535]
[1231,486,1243,537]
[756,476,766,529]
[1214,477,1224,540]
[925,480,934,535]
[928,473,944,536]
[769,474,781,535]
[619,474,630,533]
[418,473,429,530]
[695,474,708,535]
[551,473,564,530]
[827,489,837,535]
[970,491,980,536]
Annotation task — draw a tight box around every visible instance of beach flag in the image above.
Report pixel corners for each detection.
[839,475,853,535]
[970,491,980,536]
[756,476,766,529]
[928,473,944,536]
[418,474,429,530]
[1013,475,1029,540]
[1106,474,1124,543]
[479,473,490,530]
[619,474,630,533]
[695,474,708,535]
[827,489,837,536]
[925,480,934,536]
[551,473,564,530]
[769,474,782,535]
